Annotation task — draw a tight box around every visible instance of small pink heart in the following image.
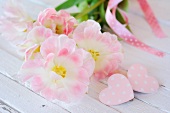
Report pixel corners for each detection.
[127,64,159,93]
[99,74,134,106]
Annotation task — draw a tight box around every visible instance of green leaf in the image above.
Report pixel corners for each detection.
[75,0,105,19]
[78,1,88,11]
[55,0,83,11]
[118,0,129,11]
[78,15,89,22]
[70,12,80,17]
[99,3,106,24]
[116,9,132,32]
[116,9,125,24]
[90,0,98,6]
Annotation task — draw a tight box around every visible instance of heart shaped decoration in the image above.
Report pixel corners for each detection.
[99,74,134,106]
[127,64,159,93]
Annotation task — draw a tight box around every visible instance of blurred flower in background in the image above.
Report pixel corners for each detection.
[0,0,34,44]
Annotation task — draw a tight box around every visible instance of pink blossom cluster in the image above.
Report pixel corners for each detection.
[0,5,123,102]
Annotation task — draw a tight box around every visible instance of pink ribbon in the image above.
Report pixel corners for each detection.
[106,0,165,57]
[138,0,166,38]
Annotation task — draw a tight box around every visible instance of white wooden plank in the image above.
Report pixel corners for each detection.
[0,50,119,113]
[27,0,78,13]
[89,81,167,113]
[99,79,170,113]
[122,0,170,54]
[0,74,69,113]
[0,37,23,60]
[0,48,22,78]
[0,100,19,113]
[120,42,170,89]
[135,88,170,113]
[22,0,78,19]
[0,0,170,113]
[126,13,170,54]
[127,11,170,38]
[54,95,119,113]
[0,47,167,113]
[128,0,170,25]
[0,74,119,113]
[0,0,42,20]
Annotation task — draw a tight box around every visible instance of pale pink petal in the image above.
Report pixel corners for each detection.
[21,59,44,69]
[73,20,101,41]
[76,68,89,85]
[69,50,83,67]
[41,87,56,100]
[27,26,53,44]
[31,76,45,92]
[35,8,77,35]
[40,36,58,58]
[73,20,123,80]
[17,35,95,102]
[68,81,88,99]
[41,35,76,58]
[0,0,33,45]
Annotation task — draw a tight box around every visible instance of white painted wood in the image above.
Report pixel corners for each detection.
[89,82,165,113]
[120,42,170,89]
[128,0,170,24]
[127,13,170,53]
[97,78,170,113]
[135,88,170,113]
[0,74,69,113]
[0,0,170,113]
[0,49,168,113]
[0,101,19,113]
[0,73,119,113]
[0,51,121,113]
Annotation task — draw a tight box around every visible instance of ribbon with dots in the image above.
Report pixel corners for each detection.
[137,0,166,38]
[105,0,165,57]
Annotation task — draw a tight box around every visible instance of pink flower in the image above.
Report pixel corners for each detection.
[35,8,77,36]
[17,35,95,102]
[73,20,123,80]
[0,0,33,44]
[20,26,53,60]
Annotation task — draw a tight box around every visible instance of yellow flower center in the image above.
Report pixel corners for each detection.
[33,46,40,53]
[88,49,100,61]
[23,29,27,32]
[30,46,41,60]
[52,65,67,78]
[55,25,63,34]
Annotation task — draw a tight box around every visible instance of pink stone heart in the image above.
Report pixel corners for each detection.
[127,64,159,93]
[99,74,134,106]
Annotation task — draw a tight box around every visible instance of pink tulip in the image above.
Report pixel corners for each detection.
[0,0,33,44]
[18,35,95,102]
[73,20,124,80]
[20,26,53,60]
[35,8,77,36]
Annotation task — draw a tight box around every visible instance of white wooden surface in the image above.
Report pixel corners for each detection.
[0,0,170,113]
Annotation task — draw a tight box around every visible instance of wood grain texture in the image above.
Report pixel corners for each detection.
[121,42,170,89]
[127,13,170,53]
[129,0,170,24]
[0,101,19,113]
[89,80,168,113]
[0,49,168,113]
[0,74,70,113]
[0,72,119,113]
[0,0,170,113]
[0,51,120,113]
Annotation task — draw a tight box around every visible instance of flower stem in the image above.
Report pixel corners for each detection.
[75,0,105,19]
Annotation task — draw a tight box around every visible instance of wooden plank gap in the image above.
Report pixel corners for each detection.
[0,100,20,113]
[99,80,168,113]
